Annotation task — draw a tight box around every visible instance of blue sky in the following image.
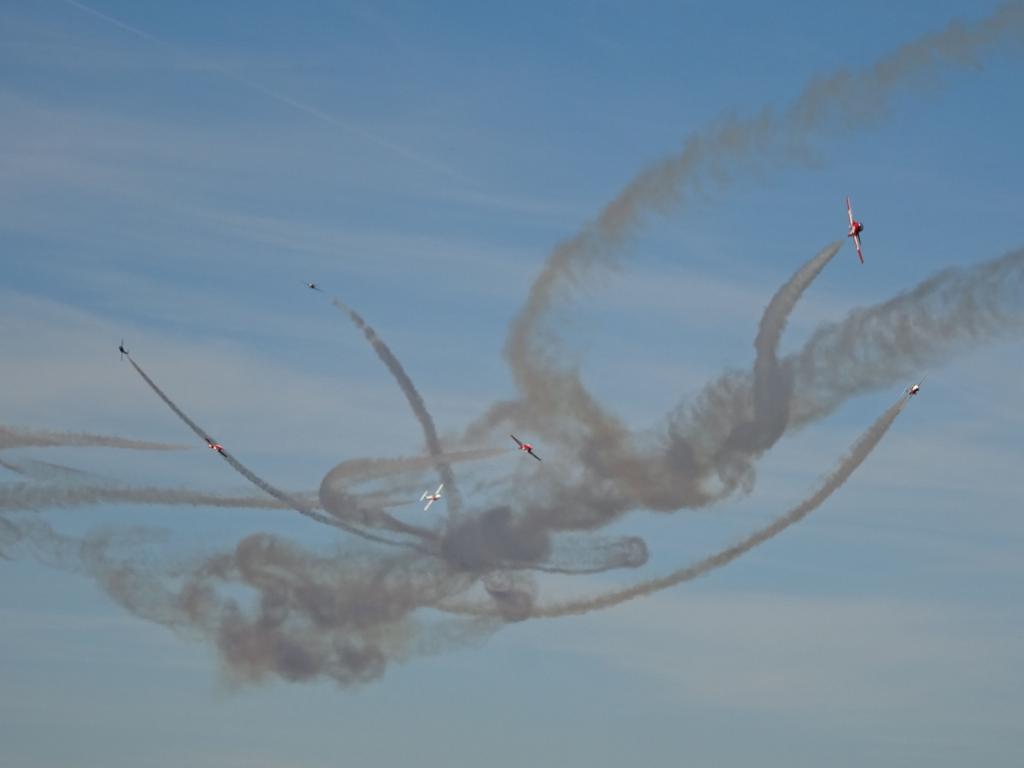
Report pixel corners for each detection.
[2,1,1024,766]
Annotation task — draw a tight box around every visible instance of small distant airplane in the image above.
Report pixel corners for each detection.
[306,282,322,291]
[907,379,924,397]
[846,196,865,264]
[511,434,541,462]
[205,439,225,454]
[118,339,129,361]
[419,483,444,511]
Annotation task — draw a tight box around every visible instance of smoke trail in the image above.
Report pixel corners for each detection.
[490,2,1024,455]
[443,391,909,620]
[318,467,439,542]
[787,246,1024,424]
[125,354,428,551]
[4,8,1013,691]
[317,449,504,535]
[0,458,107,486]
[467,232,1021,551]
[667,244,1024,456]
[0,502,498,686]
[0,481,310,513]
[322,448,505,484]
[725,241,842,455]
[453,240,845,565]
[125,351,634,573]
[534,393,910,617]
[699,241,843,496]
[126,356,221,448]
[333,300,463,515]
[0,458,26,477]
[0,425,184,452]
[509,533,648,575]
[213,437,430,551]
[81,534,496,686]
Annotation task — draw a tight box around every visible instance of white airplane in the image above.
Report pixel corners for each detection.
[420,483,444,511]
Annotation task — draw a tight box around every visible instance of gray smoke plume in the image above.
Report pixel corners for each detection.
[787,246,1024,424]
[667,245,1024,456]
[123,354,630,577]
[535,392,911,617]
[485,2,1024,465]
[443,391,909,619]
[333,300,463,516]
[79,533,497,687]
[1,238,922,686]
[0,506,498,686]
[453,239,844,566]
[463,0,1024,521]
[0,425,184,452]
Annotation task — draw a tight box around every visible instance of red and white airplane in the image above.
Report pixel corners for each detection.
[420,483,444,511]
[907,379,924,397]
[206,439,225,454]
[846,196,865,264]
[511,434,541,462]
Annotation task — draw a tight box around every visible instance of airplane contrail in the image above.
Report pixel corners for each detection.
[333,300,464,516]
[59,0,470,183]
[0,425,184,452]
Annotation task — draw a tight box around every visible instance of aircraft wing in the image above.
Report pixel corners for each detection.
[530,451,542,462]
[846,197,855,227]
[423,497,435,511]
[510,434,523,448]
[854,234,863,264]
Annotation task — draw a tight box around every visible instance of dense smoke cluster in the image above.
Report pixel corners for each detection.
[3,4,1023,686]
